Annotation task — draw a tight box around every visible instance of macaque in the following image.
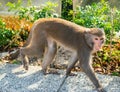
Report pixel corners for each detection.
[19,18,106,92]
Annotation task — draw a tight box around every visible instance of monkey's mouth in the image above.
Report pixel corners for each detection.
[94,46,102,52]
[92,44,102,53]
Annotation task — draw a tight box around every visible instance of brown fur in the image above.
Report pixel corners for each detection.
[13,18,106,92]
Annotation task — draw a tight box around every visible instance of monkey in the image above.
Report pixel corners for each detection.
[17,18,106,92]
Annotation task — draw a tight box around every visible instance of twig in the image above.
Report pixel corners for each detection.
[109,8,115,57]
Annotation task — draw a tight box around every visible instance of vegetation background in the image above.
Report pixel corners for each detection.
[0,0,120,76]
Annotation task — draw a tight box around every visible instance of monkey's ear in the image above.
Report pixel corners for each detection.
[84,29,93,49]
[84,28,91,38]
[84,31,91,40]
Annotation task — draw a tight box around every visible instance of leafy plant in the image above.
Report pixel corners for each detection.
[6,0,22,11]
[61,0,73,21]
[0,16,31,50]
[6,1,59,22]
[0,18,17,49]
[0,18,5,28]
[1,0,59,50]
[74,1,120,37]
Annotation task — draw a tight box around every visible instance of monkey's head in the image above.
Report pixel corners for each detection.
[84,28,105,53]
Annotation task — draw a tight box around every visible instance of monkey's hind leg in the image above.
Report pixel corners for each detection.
[66,51,78,76]
[41,37,57,74]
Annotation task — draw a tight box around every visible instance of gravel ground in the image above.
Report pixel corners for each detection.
[0,63,120,92]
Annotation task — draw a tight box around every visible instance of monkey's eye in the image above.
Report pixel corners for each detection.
[95,38,98,40]
[100,38,104,43]
[100,38,104,40]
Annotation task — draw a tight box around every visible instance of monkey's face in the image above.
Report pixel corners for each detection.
[84,28,105,53]
[92,35,105,52]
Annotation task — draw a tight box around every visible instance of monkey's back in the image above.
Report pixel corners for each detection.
[32,18,88,50]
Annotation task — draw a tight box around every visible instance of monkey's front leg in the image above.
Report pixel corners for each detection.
[80,59,106,92]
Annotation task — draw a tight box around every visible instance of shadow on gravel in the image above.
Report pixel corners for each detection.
[0,63,120,92]
[0,63,66,92]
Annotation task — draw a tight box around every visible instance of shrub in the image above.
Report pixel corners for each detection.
[0,18,18,50]
[73,1,120,38]
[6,1,59,22]
[61,0,73,21]
[0,1,59,50]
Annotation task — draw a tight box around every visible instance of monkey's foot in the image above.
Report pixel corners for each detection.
[41,69,60,75]
[41,69,47,75]
[23,65,28,70]
[47,69,60,75]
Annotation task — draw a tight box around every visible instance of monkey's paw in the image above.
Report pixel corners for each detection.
[41,69,60,75]
[23,65,28,70]
[47,69,60,75]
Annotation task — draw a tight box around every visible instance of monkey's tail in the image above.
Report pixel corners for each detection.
[56,75,68,92]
